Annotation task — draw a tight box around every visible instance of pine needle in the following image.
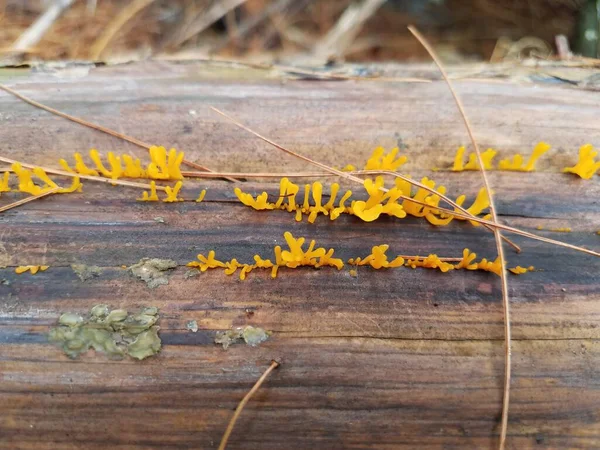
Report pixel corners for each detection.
[0,155,167,191]
[0,83,238,182]
[218,360,280,450]
[407,25,511,449]
[0,187,60,213]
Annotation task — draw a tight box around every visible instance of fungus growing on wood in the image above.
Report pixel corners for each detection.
[498,142,550,172]
[563,144,600,179]
[15,265,49,274]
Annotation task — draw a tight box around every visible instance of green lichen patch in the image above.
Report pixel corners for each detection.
[48,305,161,360]
[128,258,177,289]
[71,264,103,282]
[215,326,271,349]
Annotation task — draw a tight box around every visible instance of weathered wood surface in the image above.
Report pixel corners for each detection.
[1,61,600,449]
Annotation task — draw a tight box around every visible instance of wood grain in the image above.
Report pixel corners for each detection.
[0,61,599,449]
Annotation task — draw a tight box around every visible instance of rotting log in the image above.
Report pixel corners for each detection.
[1,61,600,450]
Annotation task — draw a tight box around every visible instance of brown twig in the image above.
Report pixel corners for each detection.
[171,0,250,48]
[312,0,388,63]
[89,0,157,60]
[218,360,280,450]
[407,25,511,450]
[10,0,74,55]
[0,156,167,191]
[0,84,237,183]
[0,187,60,213]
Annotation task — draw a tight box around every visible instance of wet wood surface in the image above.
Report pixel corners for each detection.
[1,61,600,449]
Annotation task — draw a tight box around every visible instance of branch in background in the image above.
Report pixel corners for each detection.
[312,0,388,63]
[208,0,298,54]
[170,0,250,48]
[89,0,157,60]
[10,0,74,54]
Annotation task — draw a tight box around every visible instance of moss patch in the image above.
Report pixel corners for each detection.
[49,305,161,360]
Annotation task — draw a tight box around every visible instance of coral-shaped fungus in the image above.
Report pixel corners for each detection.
[187,232,343,280]
[0,172,11,195]
[498,142,550,172]
[364,147,408,171]
[509,265,534,275]
[234,176,490,228]
[60,146,184,180]
[563,144,600,179]
[196,189,206,203]
[348,245,404,269]
[11,163,82,195]
[16,265,49,274]
[452,147,497,171]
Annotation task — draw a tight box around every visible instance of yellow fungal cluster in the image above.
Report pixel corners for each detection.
[187,232,343,280]
[16,265,49,274]
[348,245,404,269]
[498,142,551,172]
[137,181,184,203]
[234,176,491,226]
[364,147,408,171]
[340,147,408,173]
[187,236,532,280]
[8,163,82,195]
[234,179,353,223]
[453,147,497,171]
[508,265,535,275]
[0,172,11,196]
[60,146,184,181]
[453,142,551,172]
[563,144,600,179]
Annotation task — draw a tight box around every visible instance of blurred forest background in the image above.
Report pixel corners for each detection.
[0,0,598,65]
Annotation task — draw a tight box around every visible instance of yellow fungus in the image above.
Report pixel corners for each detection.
[187,250,227,272]
[508,266,534,275]
[330,189,352,220]
[32,167,58,189]
[196,189,207,203]
[62,147,184,180]
[12,164,75,195]
[163,181,184,203]
[224,259,243,275]
[476,257,502,276]
[15,265,49,274]
[342,164,356,171]
[349,269,358,277]
[405,254,454,272]
[57,177,83,194]
[349,245,404,269]
[89,149,113,178]
[365,147,407,171]
[563,144,600,179]
[454,249,478,270]
[498,142,550,172]
[234,187,275,210]
[308,182,329,223]
[166,148,185,180]
[137,181,159,202]
[122,155,147,178]
[0,172,11,194]
[453,147,497,171]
